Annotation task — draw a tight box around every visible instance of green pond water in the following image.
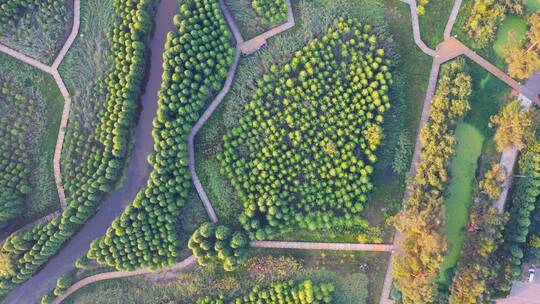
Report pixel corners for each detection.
[438,123,485,284]
[493,16,528,58]
[526,0,540,13]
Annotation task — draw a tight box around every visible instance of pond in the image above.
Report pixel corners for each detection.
[438,123,485,285]
[526,0,540,13]
[493,16,528,58]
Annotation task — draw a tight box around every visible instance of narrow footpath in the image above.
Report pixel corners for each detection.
[3,1,179,303]
[0,0,81,214]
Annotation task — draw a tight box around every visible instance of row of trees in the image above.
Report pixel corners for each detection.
[504,12,540,80]
[489,99,537,152]
[464,0,525,48]
[449,169,508,303]
[196,280,334,304]
[219,17,393,240]
[0,81,40,229]
[251,0,288,26]
[88,0,235,271]
[0,0,156,295]
[188,222,249,271]
[392,59,472,304]
[491,143,540,295]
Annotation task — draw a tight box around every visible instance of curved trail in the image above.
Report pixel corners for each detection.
[188,50,240,223]
[0,0,81,213]
[51,256,197,304]
[4,1,180,303]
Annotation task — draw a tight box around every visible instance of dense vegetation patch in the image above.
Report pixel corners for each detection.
[503,12,540,79]
[392,59,472,303]
[89,0,235,271]
[218,17,392,240]
[196,279,334,303]
[491,143,540,295]
[449,200,507,303]
[0,0,155,295]
[189,223,249,271]
[0,0,72,62]
[462,0,525,49]
[0,81,40,229]
[251,0,288,26]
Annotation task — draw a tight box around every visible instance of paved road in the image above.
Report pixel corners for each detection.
[3,1,179,303]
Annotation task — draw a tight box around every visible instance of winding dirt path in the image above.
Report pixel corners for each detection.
[0,0,81,213]
[187,0,242,223]
[51,256,197,304]
[188,50,241,223]
[3,1,181,303]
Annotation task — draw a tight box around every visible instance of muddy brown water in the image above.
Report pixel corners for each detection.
[5,0,179,303]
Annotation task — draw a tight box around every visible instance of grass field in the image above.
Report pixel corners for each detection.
[224,0,285,40]
[0,53,63,232]
[61,249,388,304]
[418,0,455,49]
[438,123,484,284]
[195,0,431,242]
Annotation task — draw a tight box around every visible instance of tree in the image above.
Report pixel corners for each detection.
[489,100,536,152]
[0,252,15,276]
[504,13,540,79]
[479,164,505,200]
[189,223,249,271]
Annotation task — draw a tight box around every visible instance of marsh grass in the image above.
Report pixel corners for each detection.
[418,0,455,49]
[61,249,387,304]
[0,0,74,64]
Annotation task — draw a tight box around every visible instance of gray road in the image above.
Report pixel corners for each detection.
[4,0,179,302]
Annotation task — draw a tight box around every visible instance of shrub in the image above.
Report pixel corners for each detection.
[197,279,334,303]
[189,223,249,272]
[251,0,288,25]
[392,132,413,175]
[40,292,54,304]
[75,255,91,270]
[53,274,72,296]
